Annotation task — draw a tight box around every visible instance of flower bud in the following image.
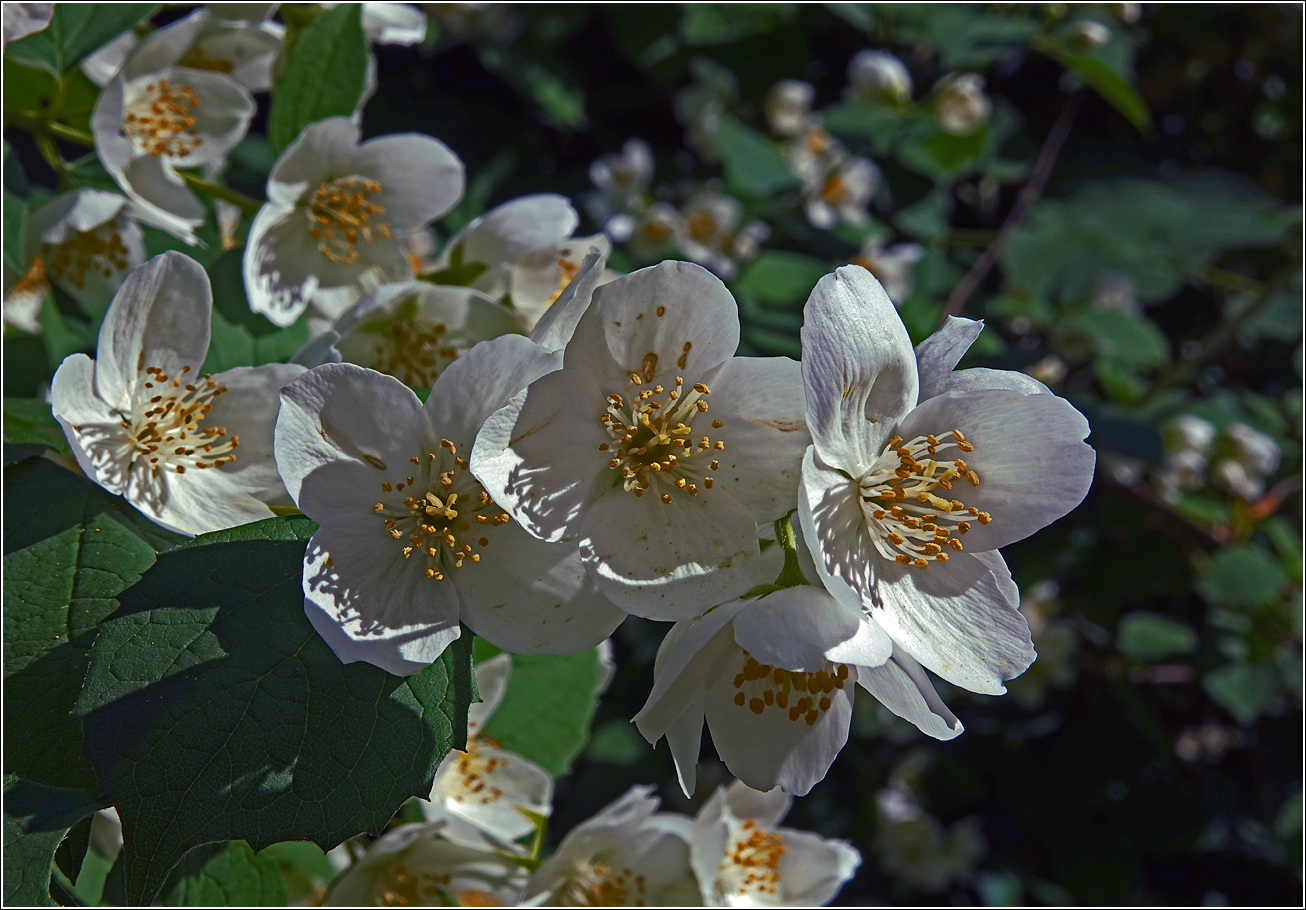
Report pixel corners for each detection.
[933,73,992,135]
[1163,415,1217,455]
[1224,422,1280,476]
[1070,20,1112,51]
[766,79,817,136]
[847,50,912,106]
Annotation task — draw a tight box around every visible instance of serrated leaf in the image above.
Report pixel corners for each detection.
[268,4,369,155]
[74,515,475,904]
[734,251,829,306]
[4,458,183,796]
[157,841,288,906]
[473,639,600,778]
[1117,612,1198,661]
[716,116,798,198]
[3,775,103,907]
[6,5,156,74]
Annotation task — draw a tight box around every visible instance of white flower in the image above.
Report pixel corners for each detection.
[471,261,810,619]
[874,787,985,893]
[274,336,624,675]
[23,189,145,306]
[245,117,465,328]
[509,233,616,332]
[627,202,684,260]
[635,570,964,796]
[1223,422,1280,476]
[765,80,817,137]
[421,654,553,845]
[675,191,768,281]
[675,57,738,161]
[587,138,655,241]
[785,125,843,192]
[933,73,992,135]
[293,280,522,389]
[1164,414,1217,455]
[846,50,913,106]
[522,786,701,906]
[50,252,305,536]
[325,820,529,907]
[798,267,1096,698]
[851,237,924,306]
[360,2,428,45]
[1070,20,1112,51]
[90,26,258,241]
[804,156,879,231]
[691,781,860,906]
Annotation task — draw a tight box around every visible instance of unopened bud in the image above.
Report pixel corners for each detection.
[933,73,991,135]
[847,50,912,106]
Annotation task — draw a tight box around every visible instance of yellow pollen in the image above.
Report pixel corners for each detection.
[122,79,203,158]
[308,175,390,266]
[729,652,847,727]
[40,217,133,291]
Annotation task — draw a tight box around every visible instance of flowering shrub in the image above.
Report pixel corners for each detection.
[3,3,1300,906]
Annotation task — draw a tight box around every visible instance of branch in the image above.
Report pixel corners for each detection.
[939,91,1083,325]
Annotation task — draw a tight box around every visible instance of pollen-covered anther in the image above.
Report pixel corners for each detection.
[308,175,391,266]
[857,428,988,569]
[122,79,203,158]
[374,450,509,579]
[124,365,238,474]
[722,821,787,897]
[730,653,849,726]
[600,371,724,502]
[41,218,132,290]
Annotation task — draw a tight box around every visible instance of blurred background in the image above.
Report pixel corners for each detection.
[7,3,1303,905]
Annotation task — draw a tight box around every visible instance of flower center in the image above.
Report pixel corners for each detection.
[557,860,647,907]
[308,176,392,266]
[357,315,460,389]
[599,374,724,504]
[804,126,831,157]
[857,429,991,569]
[122,78,202,158]
[718,819,786,899]
[729,653,849,726]
[379,862,454,906]
[437,719,509,808]
[687,210,717,242]
[819,170,848,204]
[120,365,238,475]
[372,440,511,580]
[543,255,581,309]
[41,218,132,290]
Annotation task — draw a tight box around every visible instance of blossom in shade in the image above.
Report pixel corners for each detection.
[587,138,655,242]
[324,821,528,906]
[245,117,465,328]
[804,156,879,230]
[765,79,817,137]
[691,780,860,906]
[292,280,522,389]
[274,335,623,675]
[846,50,913,106]
[23,189,145,306]
[471,261,810,618]
[798,267,1095,700]
[676,190,769,281]
[90,25,258,241]
[50,252,305,536]
[522,786,701,906]
[933,73,992,135]
[421,654,553,845]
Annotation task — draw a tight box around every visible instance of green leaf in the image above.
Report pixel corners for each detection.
[2,399,68,452]
[1116,612,1199,661]
[259,841,335,905]
[3,188,27,275]
[5,4,156,73]
[1195,544,1289,609]
[201,251,311,373]
[1202,662,1278,725]
[267,4,369,155]
[473,639,601,777]
[1035,35,1151,132]
[4,458,182,795]
[3,775,103,906]
[715,116,798,198]
[157,841,288,906]
[680,3,797,45]
[74,515,475,904]
[587,719,650,767]
[734,251,829,306]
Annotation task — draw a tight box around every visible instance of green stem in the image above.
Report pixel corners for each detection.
[773,513,808,589]
[5,111,265,215]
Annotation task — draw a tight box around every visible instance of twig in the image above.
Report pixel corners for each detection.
[939,92,1083,325]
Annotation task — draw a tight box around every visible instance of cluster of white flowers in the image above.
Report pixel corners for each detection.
[1156,414,1281,503]
[34,12,1094,897]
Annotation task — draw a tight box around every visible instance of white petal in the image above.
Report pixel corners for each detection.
[205,363,307,501]
[117,157,206,242]
[274,363,428,520]
[798,447,880,607]
[470,652,511,725]
[360,2,428,45]
[563,260,741,392]
[266,116,360,208]
[855,645,963,740]
[348,133,465,231]
[244,205,349,328]
[90,77,133,177]
[634,600,752,743]
[80,31,136,86]
[722,778,792,828]
[698,355,810,522]
[95,251,212,407]
[456,521,625,654]
[51,354,132,495]
[869,551,1034,695]
[25,189,125,247]
[425,334,559,451]
[823,612,893,667]
[134,461,274,536]
[458,194,578,267]
[665,705,705,798]
[703,657,854,796]
[303,518,462,676]
[772,829,861,905]
[511,233,612,329]
[469,367,613,542]
[529,245,607,352]
[801,265,917,473]
[914,315,982,397]
[121,9,207,78]
[891,388,1095,551]
[730,586,861,673]
[191,21,284,93]
[429,742,552,842]
[579,486,760,619]
[122,68,255,169]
